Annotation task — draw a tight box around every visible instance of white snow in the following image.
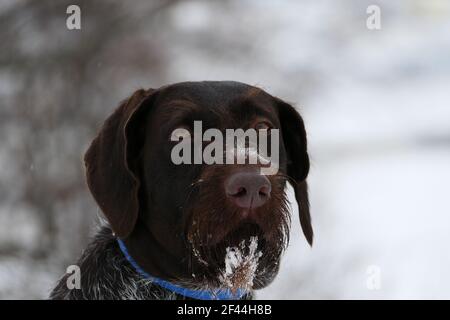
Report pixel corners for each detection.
[220,237,262,293]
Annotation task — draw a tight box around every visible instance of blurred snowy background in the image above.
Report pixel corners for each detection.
[1,0,449,299]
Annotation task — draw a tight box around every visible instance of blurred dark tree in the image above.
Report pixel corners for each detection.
[0,0,178,264]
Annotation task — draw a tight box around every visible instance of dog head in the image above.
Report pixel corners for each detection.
[84,81,311,291]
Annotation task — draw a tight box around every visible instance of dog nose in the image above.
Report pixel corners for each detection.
[225,171,271,209]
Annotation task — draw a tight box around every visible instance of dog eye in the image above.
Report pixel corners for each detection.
[170,127,191,141]
[254,121,273,131]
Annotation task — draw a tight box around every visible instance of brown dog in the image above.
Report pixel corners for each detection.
[50,81,311,300]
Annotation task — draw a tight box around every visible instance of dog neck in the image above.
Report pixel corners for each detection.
[122,222,250,300]
[117,237,247,300]
[124,222,184,280]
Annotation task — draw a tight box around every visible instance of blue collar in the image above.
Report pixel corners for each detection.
[117,239,247,300]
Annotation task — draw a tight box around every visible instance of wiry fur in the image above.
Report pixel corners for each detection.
[50,226,253,300]
[50,227,179,300]
[184,165,291,289]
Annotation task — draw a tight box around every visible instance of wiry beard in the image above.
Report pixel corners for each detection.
[183,167,291,291]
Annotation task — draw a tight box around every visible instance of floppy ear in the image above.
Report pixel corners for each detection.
[84,88,156,239]
[277,100,313,246]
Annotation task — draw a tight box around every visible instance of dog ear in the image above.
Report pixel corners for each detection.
[84,89,156,239]
[277,99,313,246]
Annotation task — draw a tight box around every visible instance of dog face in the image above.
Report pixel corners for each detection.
[85,81,311,291]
